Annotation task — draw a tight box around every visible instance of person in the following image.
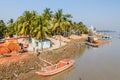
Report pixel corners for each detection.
[22,39,28,48]
[37,51,41,56]
[19,43,23,49]
[19,43,24,54]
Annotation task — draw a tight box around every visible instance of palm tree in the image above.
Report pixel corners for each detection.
[77,22,88,34]
[42,8,53,21]
[16,10,37,40]
[52,9,72,46]
[71,22,78,34]
[15,16,24,36]
[32,15,50,50]
[6,19,16,37]
[42,8,53,36]
[62,19,72,37]
[71,22,88,35]
[0,20,6,38]
[68,20,74,36]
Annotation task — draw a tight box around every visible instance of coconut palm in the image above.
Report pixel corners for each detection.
[15,16,24,36]
[0,20,6,38]
[62,19,72,37]
[6,19,16,37]
[16,10,37,39]
[32,15,50,50]
[77,22,88,34]
[42,8,53,21]
[71,22,78,34]
[71,22,88,35]
[52,9,71,34]
[52,9,72,46]
[42,8,53,36]
[62,20,74,37]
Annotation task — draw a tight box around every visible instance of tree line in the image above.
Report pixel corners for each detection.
[0,8,88,39]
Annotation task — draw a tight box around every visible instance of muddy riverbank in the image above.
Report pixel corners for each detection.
[20,39,86,80]
[0,52,42,80]
[0,39,86,80]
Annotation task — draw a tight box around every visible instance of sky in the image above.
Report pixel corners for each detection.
[0,0,120,31]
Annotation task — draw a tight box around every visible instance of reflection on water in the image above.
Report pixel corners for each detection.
[74,35,120,80]
[28,32,120,80]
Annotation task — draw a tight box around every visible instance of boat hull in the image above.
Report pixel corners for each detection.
[85,41,98,47]
[35,59,74,76]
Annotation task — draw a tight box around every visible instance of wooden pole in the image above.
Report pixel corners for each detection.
[38,57,53,65]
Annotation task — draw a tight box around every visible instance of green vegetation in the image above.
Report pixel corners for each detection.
[0,20,6,38]
[0,8,88,39]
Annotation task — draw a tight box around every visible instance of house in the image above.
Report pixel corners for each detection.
[31,38,52,50]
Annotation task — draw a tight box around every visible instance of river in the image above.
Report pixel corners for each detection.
[28,32,120,80]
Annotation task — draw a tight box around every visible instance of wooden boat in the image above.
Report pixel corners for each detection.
[35,59,74,76]
[85,41,98,47]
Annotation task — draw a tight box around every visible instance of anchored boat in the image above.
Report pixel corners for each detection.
[35,59,74,76]
[85,41,99,47]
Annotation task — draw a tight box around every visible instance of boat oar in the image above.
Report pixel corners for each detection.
[38,57,53,65]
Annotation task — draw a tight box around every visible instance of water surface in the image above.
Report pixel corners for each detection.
[28,32,120,80]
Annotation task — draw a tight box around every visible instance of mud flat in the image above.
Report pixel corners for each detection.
[0,39,86,80]
[0,52,41,80]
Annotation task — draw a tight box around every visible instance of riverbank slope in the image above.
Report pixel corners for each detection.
[0,37,86,80]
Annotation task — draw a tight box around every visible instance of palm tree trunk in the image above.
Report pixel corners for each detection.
[57,28,59,36]
[68,26,72,38]
[40,39,43,51]
[59,29,61,46]
[56,28,61,46]
[60,35,61,46]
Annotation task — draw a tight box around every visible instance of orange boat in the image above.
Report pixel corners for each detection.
[35,59,75,76]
